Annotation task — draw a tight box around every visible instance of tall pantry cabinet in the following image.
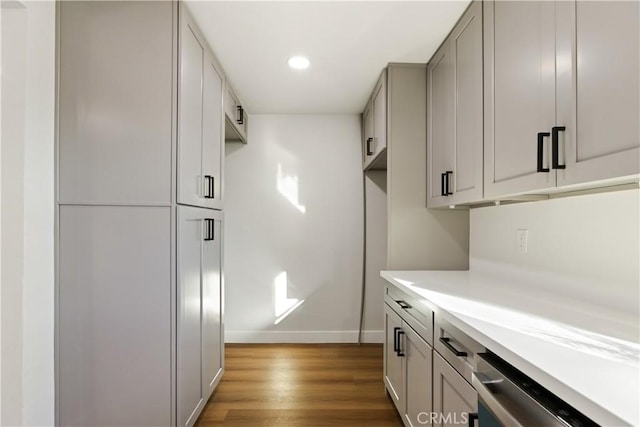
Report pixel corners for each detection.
[57,2,225,426]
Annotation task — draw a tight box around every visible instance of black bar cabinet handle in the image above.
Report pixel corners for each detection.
[395,300,411,310]
[441,173,446,196]
[552,126,566,169]
[204,175,214,199]
[393,327,401,353]
[445,171,453,195]
[439,337,467,357]
[537,132,550,172]
[204,219,215,241]
[237,105,244,125]
[203,219,211,241]
[397,330,405,357]
[468,413,478,427]
[366,137,374,155]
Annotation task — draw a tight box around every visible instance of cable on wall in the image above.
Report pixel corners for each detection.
[357,169,367,345]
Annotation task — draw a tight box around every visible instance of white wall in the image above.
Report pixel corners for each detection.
[224,115,379,342]
[0,1,55,425]
[470,188,640,314]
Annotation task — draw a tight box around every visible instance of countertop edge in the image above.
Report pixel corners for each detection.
[381,270,632,427]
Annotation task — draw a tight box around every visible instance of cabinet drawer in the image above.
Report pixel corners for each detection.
[434,314,484,384]
[385,285,433,346]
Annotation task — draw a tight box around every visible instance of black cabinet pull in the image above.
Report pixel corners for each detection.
[552,126,566,169]
[439,337,467,357]
[393,327,401,353]
[237,105,244,125]
[441,173,446,196]
[366,138,374,155]
[397,330,405,357]
[468,413,478,427]
[204,175,215,199]
[445,171,453,195]
[395,300,411,310]
[537,132,550,172]
[203,218,215,241]
[204,218,216,241]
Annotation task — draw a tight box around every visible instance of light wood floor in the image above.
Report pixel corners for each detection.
[195,344,404,426]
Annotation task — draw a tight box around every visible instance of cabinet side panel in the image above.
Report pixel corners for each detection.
[58,206,172,426]
[58,1,173,204]
[388,65,468,270]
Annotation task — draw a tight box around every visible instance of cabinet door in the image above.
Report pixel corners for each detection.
[384,304,405,412]
[451,0,483,205]
[58,206,172,427]
[224,85,247,138]
[556,1,640,186]
[404,326,433,427]
[58,1,174,204]
[202,213,223,399]
[427,42,454,207]
[362,102,374,165]
[484,1,557,198]
[178,11,205,208]
[433,352,477,427]
[177,206,205,427]
[202,56,224,209]
[373,73,387,156]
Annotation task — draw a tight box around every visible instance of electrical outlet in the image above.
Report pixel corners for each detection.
[516,229,528,254]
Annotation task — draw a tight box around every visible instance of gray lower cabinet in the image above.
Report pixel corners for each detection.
[58,206,173,427]
[433,352,477,427]
[384,303,433,427]
[178,206,223,427]
[178,5,224,209]
[57,1,174,205]
[427,0,483,207]
[384,305,404,408]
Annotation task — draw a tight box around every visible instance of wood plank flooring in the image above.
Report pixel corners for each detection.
[195,344,404,427]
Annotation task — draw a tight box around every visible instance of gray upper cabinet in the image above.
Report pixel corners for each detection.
[363,70,388,170]
[178,5,224,210]
[484,0,639,199]
[556,1,640,186]
[428,0,483,208]
[483,0,557,198]
[177,206,223,427]
[58,1,174,205]
[224,83,248,143]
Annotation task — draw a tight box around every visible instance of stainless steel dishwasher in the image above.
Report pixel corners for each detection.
[472,352,599,427]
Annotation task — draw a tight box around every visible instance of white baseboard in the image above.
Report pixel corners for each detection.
[225,330,384,344]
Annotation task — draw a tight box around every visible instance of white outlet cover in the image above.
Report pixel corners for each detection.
[516,229,529,254]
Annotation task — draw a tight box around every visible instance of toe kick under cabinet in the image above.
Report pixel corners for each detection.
[57,2,226,426]
[384,284,480,427]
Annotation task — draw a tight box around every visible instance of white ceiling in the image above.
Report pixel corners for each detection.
[185,1,470,114]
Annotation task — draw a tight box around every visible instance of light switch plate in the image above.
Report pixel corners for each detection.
[516,229,528,254]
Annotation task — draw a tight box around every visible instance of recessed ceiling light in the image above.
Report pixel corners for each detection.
[288,56,310,70]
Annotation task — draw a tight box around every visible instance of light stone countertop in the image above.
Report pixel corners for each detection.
[381,270,640,427]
